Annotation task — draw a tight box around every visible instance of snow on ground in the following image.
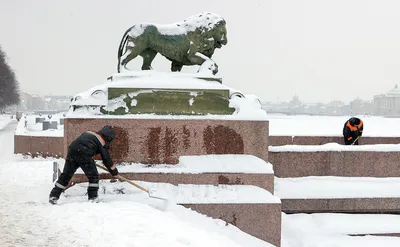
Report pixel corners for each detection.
[15,113,400,138]
[0,121,273,247]
[0,114,11,129]
[265,114,400,137]
[284,213,400,235]
[12,111,400,139]
[282,213,400,247]
[275,176,400,199]
[7,113,400,246]
[14,113,64,137]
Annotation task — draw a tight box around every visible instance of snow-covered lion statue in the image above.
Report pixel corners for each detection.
[117,12,228,75]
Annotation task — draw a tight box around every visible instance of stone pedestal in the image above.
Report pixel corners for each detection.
[100,72,236,116]
[64,118,269,164]
[103,87,235,115]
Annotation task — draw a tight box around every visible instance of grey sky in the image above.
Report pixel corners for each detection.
[1,0,400,103]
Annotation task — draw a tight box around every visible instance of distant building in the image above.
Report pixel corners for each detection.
[15,93,72,112]
[31,95,45,110]
[373,85,400,116]
[349,97,373,115]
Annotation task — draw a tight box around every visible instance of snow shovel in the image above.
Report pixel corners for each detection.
[95,163,168,201]
[351,135,361,145]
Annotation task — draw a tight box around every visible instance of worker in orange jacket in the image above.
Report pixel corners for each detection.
[343,117,363,145]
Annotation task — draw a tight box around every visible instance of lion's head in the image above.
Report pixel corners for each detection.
[182,12,228,49]
[211,20,228,48]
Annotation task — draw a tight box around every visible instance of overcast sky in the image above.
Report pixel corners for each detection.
[1,0,400,103]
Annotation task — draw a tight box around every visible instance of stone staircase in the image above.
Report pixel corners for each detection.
[269,139,400,238]
[67,154,282,246]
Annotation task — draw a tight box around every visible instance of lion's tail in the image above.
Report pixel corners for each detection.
[117,26,134,73]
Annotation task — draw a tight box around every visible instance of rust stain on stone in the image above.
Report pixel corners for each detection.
[110,127,129,163]
[145,127,162,164]
[219,213,238,226]
[218,175,230,184]
[182,125,191,150]
[218,175,244,185]
[203,125,244,154]
[164,127,179,164]
[234,177,244,185]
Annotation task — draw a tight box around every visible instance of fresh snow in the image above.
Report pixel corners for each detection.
[169,184,280,204]
[70,155,273,175]
[275,176,400,199]
[265,114,400,137]
[110,70,222,84]
[66,112,268,121]
[64,181,280,205]
[107,94,129,113]
[71,84,107,106]
[14,113,64,137]
[269,142,400,152]
[127,12,225,36]
[6,114,400,246]
[0,114,11,129]
[1,120,273,247]
[56,111,400,138]
[179,155,273,174]
[284,213,400,235]
[196,53,217,75]
[103,71,228,90]
[282,213,400,247]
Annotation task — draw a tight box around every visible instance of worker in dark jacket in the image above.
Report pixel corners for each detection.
[49,125,119,204]
[343,117,363,145]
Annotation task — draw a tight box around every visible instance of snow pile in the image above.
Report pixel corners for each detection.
[71,84,107,106]
[78,155,273,175]
[196,55,218,75]
[0,155,273,247]
[128,12,225,37]
[109,71,224,89]
[269,142,400,152]
[229,94,264,118]
[275,176,400,199]
[65,180,280,204]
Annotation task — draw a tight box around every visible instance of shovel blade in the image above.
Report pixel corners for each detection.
[148,189,168,201]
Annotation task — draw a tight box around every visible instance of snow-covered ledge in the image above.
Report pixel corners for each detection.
[269,143,400,152]
[276,176,400,214]
[269,143,400,178]
[68,155,276,193]
[78,155,274,174]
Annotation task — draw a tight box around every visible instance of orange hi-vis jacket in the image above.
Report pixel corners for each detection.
[344,119,363,141]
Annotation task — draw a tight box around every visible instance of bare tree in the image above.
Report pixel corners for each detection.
[0,45,20,109]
